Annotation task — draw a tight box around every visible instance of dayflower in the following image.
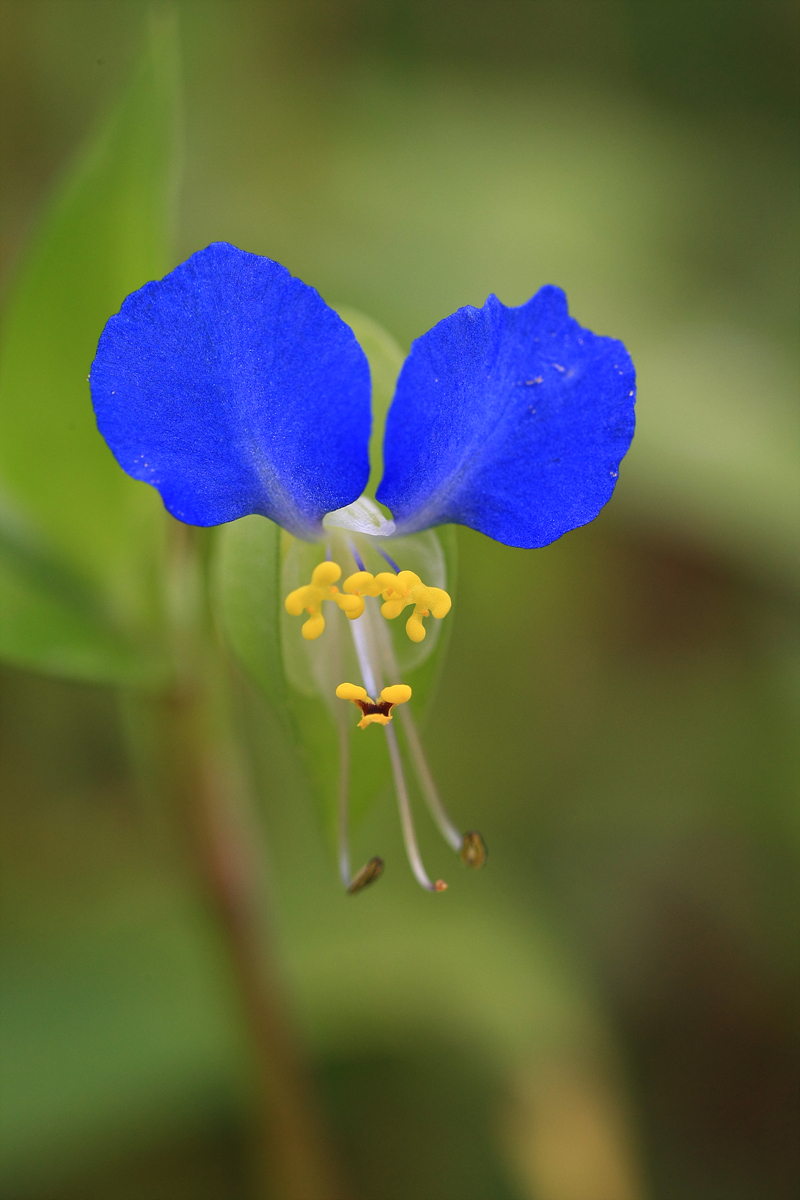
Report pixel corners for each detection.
[90,242,635,893]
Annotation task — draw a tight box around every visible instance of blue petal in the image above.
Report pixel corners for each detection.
[376,287,635,548]
[90,243,371,537]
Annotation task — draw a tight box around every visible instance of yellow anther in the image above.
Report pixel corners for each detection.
[342,571,381,596]
[284,561,363,639]
[301,611,326,640]
[335,593,363,617]
[339,570,384,620]
[336,680,413,729]
[335,683,369,702]
[376,570,452,643]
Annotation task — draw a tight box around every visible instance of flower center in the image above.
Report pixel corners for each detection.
[285,563,451,643]
[283,547,484,895]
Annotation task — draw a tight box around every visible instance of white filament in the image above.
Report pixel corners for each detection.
[396,705,462,852]
[349,609,440,891]
[337,707,352,889]
[384,724,440,892]
[368,602,464,852]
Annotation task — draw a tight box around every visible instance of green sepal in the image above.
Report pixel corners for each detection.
[334,306,404,503]
[0,10,181,682]
[212,514,285,712]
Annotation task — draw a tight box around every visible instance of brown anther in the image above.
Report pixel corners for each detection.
[347,856,384,894]
[460,831,488,869]
[336,683,412,729]
[352,697,395,726]
[433,879,448,892]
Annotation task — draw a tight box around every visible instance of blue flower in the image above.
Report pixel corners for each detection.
[90,242,371,540]
[91,242,634,548]
[90,242,635,892]
[379,288,635,547]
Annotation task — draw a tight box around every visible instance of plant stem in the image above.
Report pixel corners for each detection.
[164,678,349,1199]
[157,518,347,1196]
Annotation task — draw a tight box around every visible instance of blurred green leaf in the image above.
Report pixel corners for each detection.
[0,509,154,683]
[620,326,800,590]
[0,901,243,1195]
[0,8,181,678]
[0,882,590,1196]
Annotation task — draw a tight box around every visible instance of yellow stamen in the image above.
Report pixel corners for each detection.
[284,561,362,639]
[375,570,452,642]
[340,570,385,620]
[336,681,412,729]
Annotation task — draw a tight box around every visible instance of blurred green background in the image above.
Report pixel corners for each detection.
[0,2,797,1198]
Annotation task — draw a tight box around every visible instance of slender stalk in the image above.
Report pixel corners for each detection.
[349,606,446,893]
[337,705,352,889]
[396,705,463,851]
[384,722,447,893]
[348,613,380,698]
[162,681,348,1200]
[159,521,348,1200]
[367,602,464,851]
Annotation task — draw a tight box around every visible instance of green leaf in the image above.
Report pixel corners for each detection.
[0,514,154,684]
[618,327,800,591]
[0,9,181,679]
